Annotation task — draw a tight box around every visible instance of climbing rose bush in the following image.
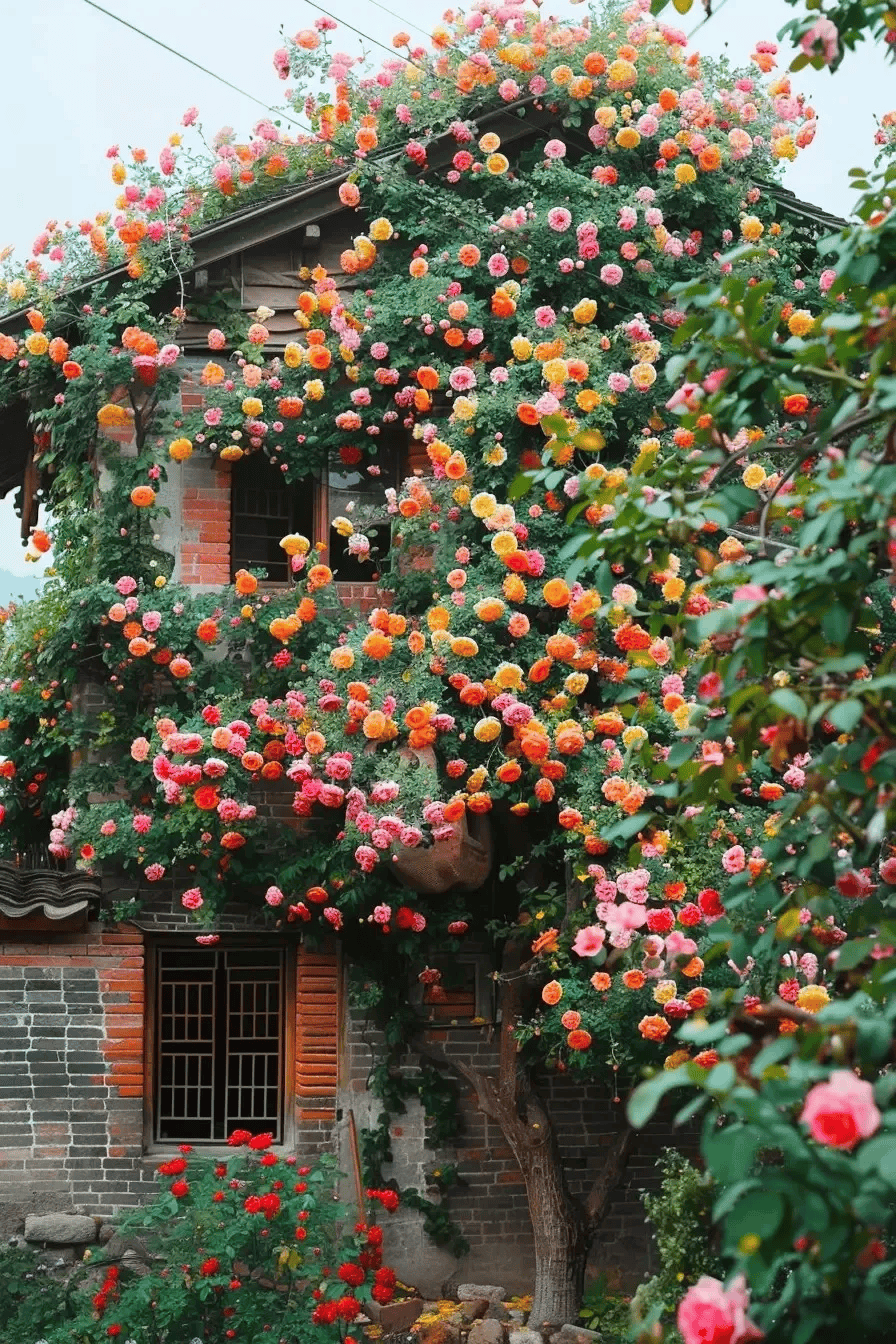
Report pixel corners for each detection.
[0,0,895,1336]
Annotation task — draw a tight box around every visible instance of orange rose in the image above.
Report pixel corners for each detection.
[638,1015,671,1041]
[541,980,563,1006]
[542,579,571,608]
[362,632,393,660]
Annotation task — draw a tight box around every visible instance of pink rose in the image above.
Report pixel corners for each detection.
[572,925,606,957]
[181,888,203,911]
[678,1274,763,1344]
[800,17,839,66]
[800,1071,881,1150]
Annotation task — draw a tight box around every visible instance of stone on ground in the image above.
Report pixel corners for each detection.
[24,1214,97,1244]
[457,1284,506,1303]
[468,1318,507,1344]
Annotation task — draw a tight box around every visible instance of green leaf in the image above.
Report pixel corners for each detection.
[820,602,851,652]
[627,1067,694,1128]
[666,739,697,768]
[834,937,877,971]
[703,1124,760,1183]
[770,688,806,719]
[540,414,570,439]
[825,699,863,734]
[724,1188,786,1241]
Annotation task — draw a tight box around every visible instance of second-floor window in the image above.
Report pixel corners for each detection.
[230,452,316,584]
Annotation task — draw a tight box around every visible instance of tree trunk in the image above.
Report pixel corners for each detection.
[517,1128,590,1329]
[418,945,635,1329]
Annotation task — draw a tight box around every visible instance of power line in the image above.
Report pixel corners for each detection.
[300,0,423,67]
[80,0,312,132]
[364,0,433,41]
[687,0,733,40]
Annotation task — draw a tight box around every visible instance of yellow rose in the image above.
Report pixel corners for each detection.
[674,163,697,185]
[494,661,524,690]
[542,358,568,384]
[787,309,815,338]
[572,299,597,324]
[490,531,518,556]
[742,464,767,489]
[615,128,641,149]
[630,362,657,389]
[671,704,691,730]
[279,533,310,556]
[473,717,502,743]
[369,217,393,242]
[241,397,263,417]
[471,492,497,519]
[740,215,764,242]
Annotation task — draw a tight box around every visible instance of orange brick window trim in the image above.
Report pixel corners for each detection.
[295,945,340,1098]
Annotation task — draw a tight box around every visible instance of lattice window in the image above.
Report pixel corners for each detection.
[230,452,316,584]
[155,947,284,1143]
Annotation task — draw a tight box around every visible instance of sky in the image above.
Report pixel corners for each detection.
[0,0,890,590]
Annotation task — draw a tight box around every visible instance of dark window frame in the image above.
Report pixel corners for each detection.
[144,938,295,1151]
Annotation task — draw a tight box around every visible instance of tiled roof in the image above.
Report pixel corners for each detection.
[0,860,102,920]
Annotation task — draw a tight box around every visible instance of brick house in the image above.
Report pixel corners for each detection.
[0,109,845,1291]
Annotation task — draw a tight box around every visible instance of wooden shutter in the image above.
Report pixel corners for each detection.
[295,946,340,1098]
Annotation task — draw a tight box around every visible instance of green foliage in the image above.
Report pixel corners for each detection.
[0,1246,81,1344]
[14,1142,400,1344]
[578,1272,634,1340]
[632,1150,722,1329]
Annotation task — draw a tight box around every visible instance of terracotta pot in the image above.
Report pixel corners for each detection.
[391,807,492,895]
[365,1295,425,1332]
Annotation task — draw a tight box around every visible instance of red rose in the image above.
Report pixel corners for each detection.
[157,1157,188,1177]
[697,888,725,919]
[170,1180,189,1198]
[200,1257,220,1276]
[248,1131,274,1150]
[338,1263,365,1287]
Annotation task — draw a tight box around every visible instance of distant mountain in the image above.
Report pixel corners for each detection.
[0,568,44,604]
